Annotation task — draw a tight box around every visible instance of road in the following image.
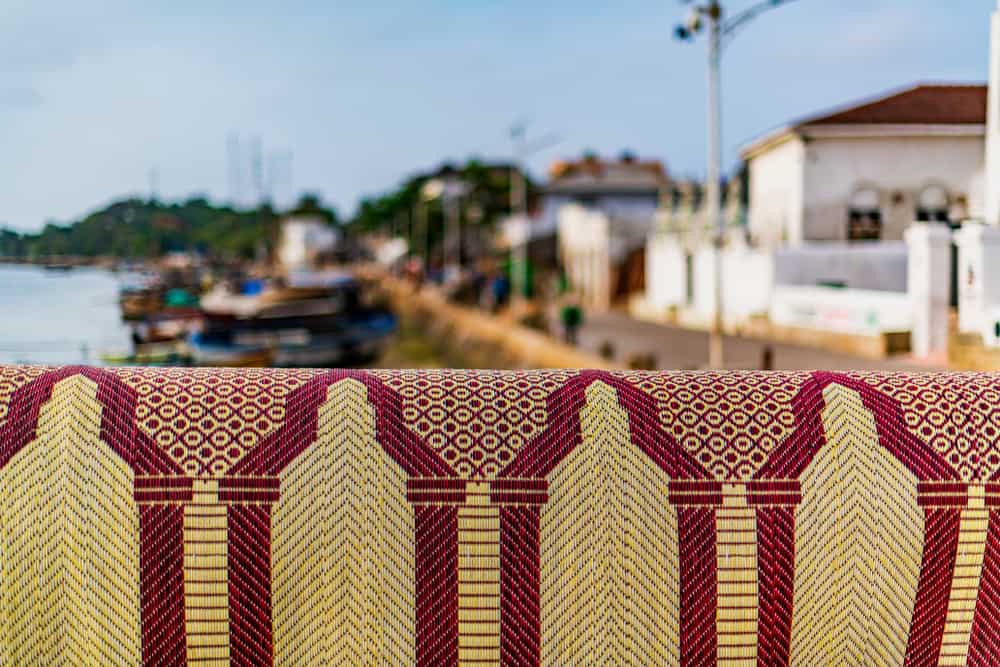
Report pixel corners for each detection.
[573,311,947,371]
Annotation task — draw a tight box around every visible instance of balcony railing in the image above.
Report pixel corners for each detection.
[0,364,995,665]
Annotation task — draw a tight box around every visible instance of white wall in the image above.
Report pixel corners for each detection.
[542,193,659,232]
[277,217,339,270]
[721,247,773,322]
[985,2,1000,224]
[748,132,984,245]
[770,285,912,335]
[558,205,611,311]
[801,134,984,241]
[747,137,805,247]
[689,245,773,323]
[773,241,908,292]
[644,232,687,310]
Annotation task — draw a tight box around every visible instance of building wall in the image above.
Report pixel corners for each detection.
[747,137,806,247]
[800,134,984,241]
[557,205,611,311]
[542,193,659,225]
[774,241,908,292]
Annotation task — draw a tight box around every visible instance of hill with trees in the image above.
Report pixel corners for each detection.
[0,194,339,259]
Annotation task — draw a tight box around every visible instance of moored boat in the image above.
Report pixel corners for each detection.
[188,271,396,367]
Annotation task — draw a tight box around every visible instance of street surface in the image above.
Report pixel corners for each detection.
[573,311,947,371]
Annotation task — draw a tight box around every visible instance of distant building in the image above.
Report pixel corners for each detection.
[543,152,669,221]
[742,83,987,246]
[277,216,339,271]
[551,153,670,310]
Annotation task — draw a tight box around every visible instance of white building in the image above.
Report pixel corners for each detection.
[551,154,669,310]
[742,84,987,246]
[276,216,339,271]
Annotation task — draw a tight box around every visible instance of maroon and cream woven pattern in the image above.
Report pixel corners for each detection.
[1,365,999,665]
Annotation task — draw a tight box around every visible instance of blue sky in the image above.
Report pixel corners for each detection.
[0,0,994,230]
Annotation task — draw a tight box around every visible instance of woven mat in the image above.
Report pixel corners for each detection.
[0,365,997,665]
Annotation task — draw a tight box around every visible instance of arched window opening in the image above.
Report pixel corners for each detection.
[916,184,950,223]
[848,187,882,241]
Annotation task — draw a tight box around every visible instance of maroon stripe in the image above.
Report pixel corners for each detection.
[139,504,187,666]
[748,480,800,493]
[228,504,274,667]
[500,506,541,666]
[678,507,717,667]
[669,492,723,506]
[751,376,827,480]
[808,373,958,482]
[93,368,185,475]
[135,476,193,489]
[747,492,802,507]
[231,371,457,478]
[219,477,280,490]
[919,481,969,494]
[967,510,1000,666]
[756,506,795,667]
[218,490,281,503]
[415,505,459,666]
[917,493,969,507]
[671,480,724,493]
[135,489,194,503]
[491,479,547,491]
[409,478,466,491]
[500,371,713,481]
[489,491,548,505]
[904,508,962,667]
[407,491,467,504]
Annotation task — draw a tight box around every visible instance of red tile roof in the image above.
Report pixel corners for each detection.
[800,83,986,126]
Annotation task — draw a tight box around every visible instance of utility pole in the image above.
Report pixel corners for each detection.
[509,123,561,302]
[705,2,724,368]
[444,185,464,272]
[675,0,801,368]
[148,167,160,202]
[510,124,529,301]
[227,133,241,207]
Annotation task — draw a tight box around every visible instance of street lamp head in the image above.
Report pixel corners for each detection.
[685,8,703,33]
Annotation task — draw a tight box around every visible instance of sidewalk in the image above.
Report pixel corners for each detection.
[569,310,949,371]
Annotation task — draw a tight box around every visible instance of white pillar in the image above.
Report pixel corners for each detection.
[954,222,1000,337]
[985,0,1000,224]
[905,223,952,357]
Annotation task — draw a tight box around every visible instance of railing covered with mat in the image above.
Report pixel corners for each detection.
[0,365,996,666]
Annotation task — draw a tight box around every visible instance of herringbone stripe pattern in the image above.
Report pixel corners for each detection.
[0,375,142,665]
[271,378,415,665]
[792,383,922,666]
[6,367,1000,665]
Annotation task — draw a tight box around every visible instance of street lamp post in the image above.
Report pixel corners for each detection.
[510,124,530,302]
[509,123,561,303]
[675,0,800,368]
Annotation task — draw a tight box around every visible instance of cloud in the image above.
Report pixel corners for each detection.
[0,87,42,108]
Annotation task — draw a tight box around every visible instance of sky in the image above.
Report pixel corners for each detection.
[0,0,995,231]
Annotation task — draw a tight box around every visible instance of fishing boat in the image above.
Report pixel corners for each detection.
[188,271,396,367]
[98,344,193,367]
[118,270,164,320]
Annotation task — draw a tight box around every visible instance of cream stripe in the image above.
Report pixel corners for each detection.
[938,489,988,666]
[184,480,230,667]
[458,484,500,666]
[792,383,922,667]
[716,486,757,666]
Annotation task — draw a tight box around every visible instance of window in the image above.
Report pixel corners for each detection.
[916,184,950,222]
[847,187,882,241]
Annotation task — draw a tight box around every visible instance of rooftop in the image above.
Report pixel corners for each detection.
[798,83,986,126]
[545,152,669,195]
[742,83,988,159]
